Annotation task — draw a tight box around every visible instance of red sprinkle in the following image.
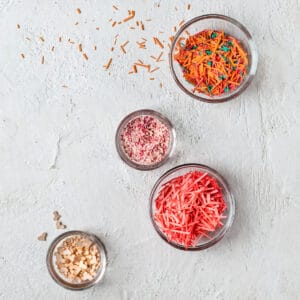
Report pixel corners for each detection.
[120,115,170,165]
[154,171,227,248]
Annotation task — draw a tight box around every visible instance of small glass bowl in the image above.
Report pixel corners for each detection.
[115,109,176,171]
[149,164,235,250]
[170,14,258,103]
[46,230,107,290]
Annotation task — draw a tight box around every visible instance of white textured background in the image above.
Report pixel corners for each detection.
[0,0,299,299]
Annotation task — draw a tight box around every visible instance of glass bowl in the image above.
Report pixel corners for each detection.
[170,14,258,103]
[149,164,235,250]
[115,109,176,170]
[46,230,107,290]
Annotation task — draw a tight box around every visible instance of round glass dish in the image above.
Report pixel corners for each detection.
[170,14,258,103]
[46,230,107,290]
[115,109,176,170]
[149,163,235,250]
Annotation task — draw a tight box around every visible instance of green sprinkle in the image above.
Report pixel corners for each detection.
[224,86,230,92]
[205,50,212,55]
[192,45,198,50]
[232,66,237,70]
[226,41,233,47]
[220,45,230,52]
[211,32,217,39]
[207,61,213,66]
[208,85,213,92]
[219,74,226,80]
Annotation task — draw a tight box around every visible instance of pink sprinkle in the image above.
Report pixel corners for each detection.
[120,115,170,165]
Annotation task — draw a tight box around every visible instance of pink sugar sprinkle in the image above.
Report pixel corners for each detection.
[120,115,170,165]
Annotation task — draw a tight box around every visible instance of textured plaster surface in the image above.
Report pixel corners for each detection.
[0,0,299,299]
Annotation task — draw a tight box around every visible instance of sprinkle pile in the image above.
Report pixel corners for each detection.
[55,235,101,283]
[154,171,227,248]
[174,30,248,96]
[120,115,170,166]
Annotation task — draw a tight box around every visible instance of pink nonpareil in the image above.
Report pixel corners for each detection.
[120,115,170,165]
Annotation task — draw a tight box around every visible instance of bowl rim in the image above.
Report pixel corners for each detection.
[149,163,235,251]
[115,109,176,171]
[46,230,107,290]
[169,14,258,103]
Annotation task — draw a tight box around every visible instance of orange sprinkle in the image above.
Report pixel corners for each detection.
[156,52,163,62]
[136,21,139,26]
[149,77,154,80]
[135,63,150,69]
[78,43,82,52]
[153,37,164,49]
[150,67,160,73]
[173,26,177,32]
[141,22,145,30]
[120,45,126,54]
[112,21,117,27]
[179,20,185,27]
[123,10,135,22]
[187,4,191,10]
[104,58,112,69]
[41,56,45,64]
[83,53,88,60]
[76,8,81,14]
[20,53,25,59]
[110,47,114,52]
[133,65,137,73]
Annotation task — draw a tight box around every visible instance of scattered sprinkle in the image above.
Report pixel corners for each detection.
[104,58,112,70]
[78,43,82,52]
[83,53,88,60]
[37,232,47,241]
[16,24,20,29]
[39,36,45,42]
[112,5,119,10]
[187,4,191,10]
[41,56,45,64]
[20,53,25,59]
[123,10,135,22]
[153,37,164,49]
[76,8,81,14]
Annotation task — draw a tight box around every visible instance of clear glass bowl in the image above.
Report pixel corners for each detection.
[149,164,235,250]
[115,109,176,170]
[46,230,107,290]
[170,14,258,103]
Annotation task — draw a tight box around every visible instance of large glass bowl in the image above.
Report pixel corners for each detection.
[149,164,235,250]
[170,14,258,103]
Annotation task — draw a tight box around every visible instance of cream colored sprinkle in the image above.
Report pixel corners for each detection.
[55,235,101,283]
